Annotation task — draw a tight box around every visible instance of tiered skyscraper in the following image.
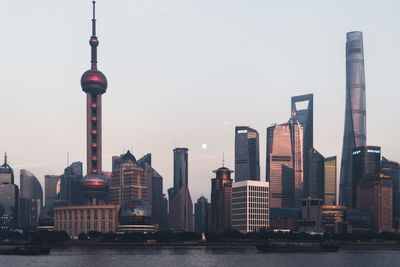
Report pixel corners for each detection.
[339,31,367,207]
[0,154,19,231]
[80,0,109,205]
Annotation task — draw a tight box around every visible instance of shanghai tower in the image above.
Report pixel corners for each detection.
[339,31,367,208]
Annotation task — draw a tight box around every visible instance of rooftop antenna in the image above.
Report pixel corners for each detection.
[4,152,7,165]
[67,152,69,167]
[222,153,225,167]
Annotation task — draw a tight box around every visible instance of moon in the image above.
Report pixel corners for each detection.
[201,144,207,150]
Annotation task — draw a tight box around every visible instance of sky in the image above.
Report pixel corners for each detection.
[0,0,399,204]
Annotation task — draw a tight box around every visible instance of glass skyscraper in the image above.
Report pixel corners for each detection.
[339,31,367,207]
[234,126,260,181]
[169,148,193,231]
[266,119,303,208]
[291,94,313,198]
[324,156,337,205]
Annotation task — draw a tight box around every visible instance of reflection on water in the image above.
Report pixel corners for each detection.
[1,246,400,267]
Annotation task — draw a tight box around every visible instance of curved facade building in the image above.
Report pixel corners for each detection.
[20,169,43,229]
[339,31,367,208]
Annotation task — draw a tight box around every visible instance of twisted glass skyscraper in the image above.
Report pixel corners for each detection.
[339,31,367,208]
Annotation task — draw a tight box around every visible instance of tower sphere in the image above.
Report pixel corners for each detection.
[81,69,108,95]
[80,173,109,200]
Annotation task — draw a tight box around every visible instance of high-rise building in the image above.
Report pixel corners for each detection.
[0,153,14,184]
[20,169,43,229]
[357,174,393,233]
[382,157,400,228]
[352,146,381,208]
[45,175,59,205]
[266,119,303,208]
[231,180,269,233]
[291,94,313,198]
[211,166,233,232]
[308,148,324,200]
[169,148,193,231]
[0,154,19,231]
[235,126,260,181]
[80,0,109,205]
[324,156,337,205]
[194,196,210,233]
[137,153,164,226]
[110,151,147,205]
[339,31,367,207]
[59,162,84,205]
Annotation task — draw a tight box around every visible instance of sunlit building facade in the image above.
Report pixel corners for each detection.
[266,119,303,208]
[45,175,59,205]
[291,94,313,198]
[324,156,337,205]
[340,31,367,207]
[232,180,269,233]
[211,166,233,232]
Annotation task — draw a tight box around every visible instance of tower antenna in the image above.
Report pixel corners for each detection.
[4,152,7,165]
[222,153,225,167]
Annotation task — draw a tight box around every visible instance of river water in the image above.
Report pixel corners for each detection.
[1,246,399,267]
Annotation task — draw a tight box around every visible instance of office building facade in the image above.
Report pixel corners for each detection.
[45,175,59,205]
[0,154,19,231]
[266,119,303,208]
[340,31,367,207]
[352,146,381,208]
[232,180,269,233]
[194,196,210,233]
[169,148,193,231]
[382,157,400,228]
[211,166,233,231]
[59,162,84,205]
[235,126,260,181]
[291,94,313,198]
[20,169,43,229]
[324,156,337,205]
[110,151,147,205]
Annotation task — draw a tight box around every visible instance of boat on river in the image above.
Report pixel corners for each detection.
[0,243,50,255]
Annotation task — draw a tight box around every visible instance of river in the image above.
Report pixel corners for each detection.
[1,246,399,267]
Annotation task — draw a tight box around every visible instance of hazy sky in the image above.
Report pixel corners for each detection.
[1,0,399,204]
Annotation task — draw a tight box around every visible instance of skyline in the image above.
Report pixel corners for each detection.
[1,0,400,204]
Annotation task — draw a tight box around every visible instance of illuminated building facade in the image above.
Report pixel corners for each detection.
[291,94,313,198]
[211,166,233,231]
[0,154,19,231]
[266,119,303,208]
[235,126,260,182]
[340,31,367,207]
[232,180,269,233]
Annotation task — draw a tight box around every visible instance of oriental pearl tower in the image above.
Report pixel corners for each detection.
[80,1,108,205]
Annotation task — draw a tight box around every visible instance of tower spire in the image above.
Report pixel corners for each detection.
[4,153,7,165]
[222,153,225,167]
[90,0,99,70]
